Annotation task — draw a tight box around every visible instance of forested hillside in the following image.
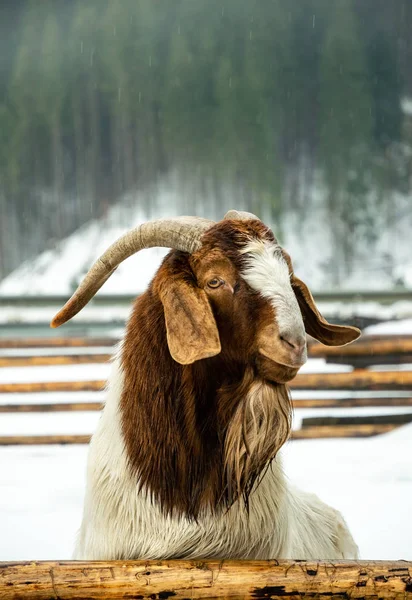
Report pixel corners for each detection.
[0,0,411,289]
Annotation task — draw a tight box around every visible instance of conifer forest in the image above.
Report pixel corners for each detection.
[0,0,411,289]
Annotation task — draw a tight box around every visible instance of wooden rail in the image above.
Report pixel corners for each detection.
[0,435,92,446]
[292,396,412,408]
[0,336,117,349]
[0,354,111,367]
[1,334,410,348]
[0,559,411,599]
[291,370,412,391]
[0,402,104,413]
[0,381,106,393]
[0,424,400,446]
[310,336,412,367]
[1,370,411,394]
[1,335,412,368]
[310,336,412,357]
[1,396,412,413]
[302,413,412,427]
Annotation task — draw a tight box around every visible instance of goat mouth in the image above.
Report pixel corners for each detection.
[258,348,307,369]
[256,352,301,384]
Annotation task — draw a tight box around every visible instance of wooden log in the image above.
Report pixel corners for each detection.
[310,336,412,357]
[0,402,104,413]
[0,337,117,349]
[0,424,397,446]
[292,396,412,408]
[302,413,412,427]
[2,397,412,413]
[3,351,412,368]
[0,333,408,351]
[1,370,411,394]
[291,370,412,391]
[0,559,411,600]
[0,435,92,446]
[0,381,106,394]
[3,352,412,368]
[324,354,412,368]
[292,424,397,438]
[0,354,112,367]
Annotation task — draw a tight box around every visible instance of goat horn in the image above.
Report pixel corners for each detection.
[224,209,260,221]
[51,216,214,328]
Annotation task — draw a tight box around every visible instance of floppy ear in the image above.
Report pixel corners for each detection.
[159,278,221,364]
[292,275,361,346]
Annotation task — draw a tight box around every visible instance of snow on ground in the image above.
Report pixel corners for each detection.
[0,391,105,406]
[282,423,412,561]
[0,345,411,560]
[0,358,349,385]
[1,424,411,561]
[0,347,114,357]
[1,300,412,326]
[0,363,110,384]
[0,304,131,325]
[0,412,100,436]
[365,318,412,335]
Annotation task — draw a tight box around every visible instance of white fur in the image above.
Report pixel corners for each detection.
[241,240,305,342]
[74,354,359,560]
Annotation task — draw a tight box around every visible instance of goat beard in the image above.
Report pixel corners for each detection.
[223,369,292,509]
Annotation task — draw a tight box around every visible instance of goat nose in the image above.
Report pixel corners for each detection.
[279,332,306,353]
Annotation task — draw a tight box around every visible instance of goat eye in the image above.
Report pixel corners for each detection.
[208,278,224,289]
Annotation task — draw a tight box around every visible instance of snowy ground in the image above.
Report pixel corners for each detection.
[1,423,411,561]
[1,327,412,561]
[1,298,412,326]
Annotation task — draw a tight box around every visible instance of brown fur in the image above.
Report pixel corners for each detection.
[119,220,359,519]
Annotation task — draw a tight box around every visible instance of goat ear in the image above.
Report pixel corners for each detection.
[160,279,221,364]
[292,275,361,346]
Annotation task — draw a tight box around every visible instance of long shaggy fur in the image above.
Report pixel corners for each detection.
[74,220,359,560]
[74,356,358,560]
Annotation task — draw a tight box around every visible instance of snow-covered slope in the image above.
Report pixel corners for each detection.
[0,180,411,296]
[0,204,169,296]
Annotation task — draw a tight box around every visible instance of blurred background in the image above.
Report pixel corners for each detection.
[0,0,412,296]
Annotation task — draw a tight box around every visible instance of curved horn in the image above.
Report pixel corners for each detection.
[51,216,214,328]
[224,209,260,221]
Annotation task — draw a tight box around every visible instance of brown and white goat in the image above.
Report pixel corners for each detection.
[52,210,360,560]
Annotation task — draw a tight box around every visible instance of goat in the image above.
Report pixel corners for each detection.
[51,209,361,560]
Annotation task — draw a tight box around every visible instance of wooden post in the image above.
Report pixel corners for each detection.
[0,559,411,599]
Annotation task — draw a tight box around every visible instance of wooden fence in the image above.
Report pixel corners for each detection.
[1,334,411,445]
[1,369,411,395]
[0,559,411,599]
[1,334,411,368]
